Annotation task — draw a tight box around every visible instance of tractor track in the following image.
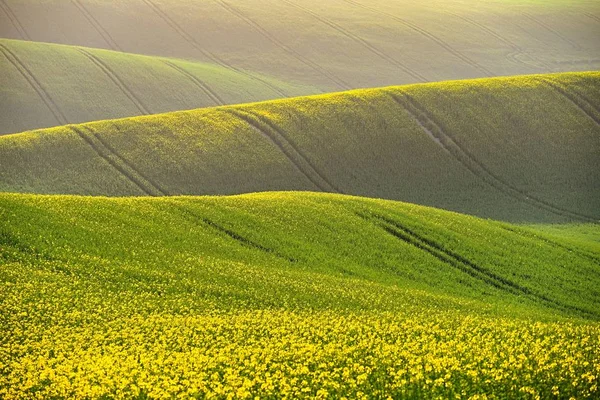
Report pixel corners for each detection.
[162,60,224,106]
[226,108,341,193]
[388,90,598,223]
[539,78,600,128]
[71,126,162,196]
[72,0,121,51]
[523,12,581,51]
[340,0,493,77]
[78,48,150,115]
[0,0,30,40]
[140,0,288,98]
[0,43,67,125]
[214,0,351,90]
[360,212,598,318]
[281,0,427,83]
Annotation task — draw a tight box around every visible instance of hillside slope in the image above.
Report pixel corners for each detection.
[0,39,317,135]
[1,0,598,90]
[1,72,598,223]
[1,192,598,397]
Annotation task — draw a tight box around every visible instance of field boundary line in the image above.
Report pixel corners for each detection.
[170,201,297,263]
[361,211,598,318]
[387,90,598,223]
[281,0,427,83]
[0,43,67,125]
[71,0,121,51]
[539,77,600,128]
[140,0,288,97]
[0,0,30,40]
[162,60,225,106]
[77,48,150,115]
[226,108,340,193]
[340,0,493,77]
[215,0,351,90]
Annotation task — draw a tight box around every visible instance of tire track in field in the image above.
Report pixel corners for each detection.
[585,13,600,24]
[340,0,493,77]
[140,0,288,98]
[71,0,121,51]
[360,212,598,318]
[170,201,297,263]
[77,48,151,115]
[444,11,544,70]
[280,0,427,83]
[226,108,341,193]
[539,77,600,128]
[71,125,167,196]
[162,60,224,106]
[0,0,30,40]
[0,43,67,125]
[214,0,351,90]
[387,90,598,223]
[523,13,581,51]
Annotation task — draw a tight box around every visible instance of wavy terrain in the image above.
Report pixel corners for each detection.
[1,191,598,398]
[1,0,598,91]
[0,39,317,135]
[1,72,598,223]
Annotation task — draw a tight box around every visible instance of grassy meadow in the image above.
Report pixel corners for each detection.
[1,192,599,398]
[0,39,317,135]
[1,72,598,223]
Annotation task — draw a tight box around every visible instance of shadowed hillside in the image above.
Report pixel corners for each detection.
[0,39,318,135]
[1,72,598,223]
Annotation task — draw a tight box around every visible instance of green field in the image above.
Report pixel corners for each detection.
[0,39,317,135]
[1,191,599,398]
[1,72,598,223]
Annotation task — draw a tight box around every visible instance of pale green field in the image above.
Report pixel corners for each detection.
[1,72,598,223]
[1,0,598,91]
[0,39,318,135]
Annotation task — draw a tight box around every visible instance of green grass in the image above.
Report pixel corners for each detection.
[1,71,598,223]
[1,191,598,398]
[0,38,318,135]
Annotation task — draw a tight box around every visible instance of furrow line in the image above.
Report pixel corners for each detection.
[215,0,351,90]
[523,13,581,50]
[388,90,598,223]
[585,12,600,24]
[281,0,427,83]
[88,125,168,196]
[226,109,336,193]
[71,126,155,196]
[363,212,598,318]
[539,78,600,127]
[241,108,342,193]
[140,0,288,97]
[0,43,67,125]
[341,0,493,77]
[78,48,150,115]
[172,203,297,263]
[162,60,224,106]
[0,0,29,40]
[71,0,121,51]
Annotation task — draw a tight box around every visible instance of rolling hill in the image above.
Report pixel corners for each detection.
[1,0,598,92]
[1,191,598,398]
[1,71,598,223]
[0,39,318,135]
